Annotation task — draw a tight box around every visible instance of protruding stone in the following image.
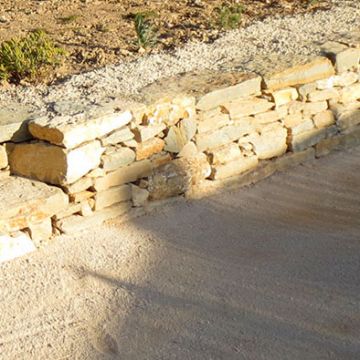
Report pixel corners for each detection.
[272,88,298,107]
[101,126,134,146]
[69,190,94,203]
[317,72,358,89]
[284,114,314,136]
[0,177,68,233]
[63,177,93,194]
[94,184,132,210]
[165,117,197,153]
[197,108,231,134]
[313,110,335,129]
[308,89,339,102]
[133,123,166,142]
[29,110,133,149]
[0,145,8,169]
[131,185,149,207]
[208,143,242,165]
[210,155,259,180]
[27,218,53,244]
[178,142,198,158]
[225,98,274,119]
[288,127,327,152]
[264,57,335,91]
[339,83,360,104]
[9,141,105,185]
[197,76,262,111]
[94,160,152,191]
[136,137,165,160]
[101,147,136,171]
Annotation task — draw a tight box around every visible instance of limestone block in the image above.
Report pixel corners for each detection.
[272,88,298,107]
[150,152,173,168]
[164,117,197,153]
[80,202,93,217]
[28,218,53,244]
[288,128,327,152]
[250,124,288,159]
[254,111,282,124]
[225,98,274,119]
[54,202,83,220]
[321,41,360,73]
[308,89,339,102]
[298,82,317,100]
[284,114,314,136]
[313,110,335,129]
[197,76,262,111]
[133,123,166,142]
[0,232,36,263]
[210,155,259,180]
[69,190,94,203]
[86,168,107,178]
[208,143,242,165]
[131,185,149,207]
[0,145,8,169]
[63,177,93,194]
[101,147,136,171]
[148,154,211,200]
[0,177,68,233]
[317,72,358,89]
[56,202,132,234]
[197,108,231,134]
[178,142,198,158]
[136,137,165,160]
[94,184,132,210]
[196,122,254,152]
[336,109,360,131]
[100,126,134,146]
[10,141,104,185]
[339,83,360,104]
[287,101,328,116]
[94,160,152,191]
[264,57,335,91]
[29,110,133,149]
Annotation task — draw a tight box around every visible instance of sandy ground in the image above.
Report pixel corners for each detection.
[1,146,359,360]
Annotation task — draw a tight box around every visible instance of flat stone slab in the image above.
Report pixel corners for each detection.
[0,176,68,233]
[0,105,35,143]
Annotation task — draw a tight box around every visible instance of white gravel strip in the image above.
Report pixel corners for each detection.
[0,0,359,111]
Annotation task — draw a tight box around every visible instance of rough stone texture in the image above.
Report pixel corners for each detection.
[100,126,134,146]
[63,177,93,195]
[54,202,83,220]
[101,147,136,171]
[208,143,242,165]
[94,160,152,191]
[94,184,132,211]
[225,98,274,118]
[288,127,327,152]
[308,88,339,102]
[284,114,314,136]
[317,72,358,89]
[136,137,165,160]
[164,118,197,153]
[56,202,132,234]
[0,232,36,263]
[334,107,360,131]
[131,185,149,207]
[272,88,298,107]
[0,106,34,143]
[0,177,68,233]
[0,145,8,169]
[313,110,336,129]
[196,76,262,111]
[27,218,53,244]
[69,190,94,204]
[339,83,360,104]
[10,141,105,185]
[196,122,253,152]
[264,57,335,91]
[148,154,211,200]
[210,155,259,180]
[197,108,231,134]
[321,41,360,73]
[178,142,198,158]
[29,110,133,149]
[133,123,166,142]
[253,110,282,124]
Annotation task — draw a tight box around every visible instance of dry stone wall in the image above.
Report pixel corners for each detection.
[1,33,360,262]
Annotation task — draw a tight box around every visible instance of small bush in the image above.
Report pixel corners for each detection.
[216,3,244,30]
[134,12,158,49]
[0,29,66,84]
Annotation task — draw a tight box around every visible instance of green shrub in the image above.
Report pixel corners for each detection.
[0,29,66,84]
[134,12,158,49]
[216,3,244,30]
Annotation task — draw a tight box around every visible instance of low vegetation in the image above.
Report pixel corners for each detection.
[134,12,158,49]
[0,29,65,84]
[216,3,245,30]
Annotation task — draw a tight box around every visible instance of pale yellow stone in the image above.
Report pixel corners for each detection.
[101,147,136,171]
[272,88,298,107]
[339,83,360,103]
[100,126,134,146]
[288,128,327,152]
[10,141,104,185]
[308,88,339,102]
[265,57,335,91]
[313,110,335,129]
[131,185,149,207]
[197,76,262,111]
[254,111,281,124]
[178,142,198,158]
[94,184,132,210]
[69,190,94,203]
[133,123,166,142]
[210,155,259,180]
[164,117,197,153]
[0,145,8,169]
[225,98,274,119]
[29,110,133,149]
[208,143,241,165]
[197,108,231,134]
[63,177,93,194]
[28,218,52,243]
[284,114,315,136]
[316,72,358,89]
[94,160,152,191]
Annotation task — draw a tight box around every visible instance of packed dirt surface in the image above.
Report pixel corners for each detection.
[1,146,359,359]
[0,0,331,82]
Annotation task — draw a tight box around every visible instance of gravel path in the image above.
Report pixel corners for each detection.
[0,146,359,359]
[0,0,359,113]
